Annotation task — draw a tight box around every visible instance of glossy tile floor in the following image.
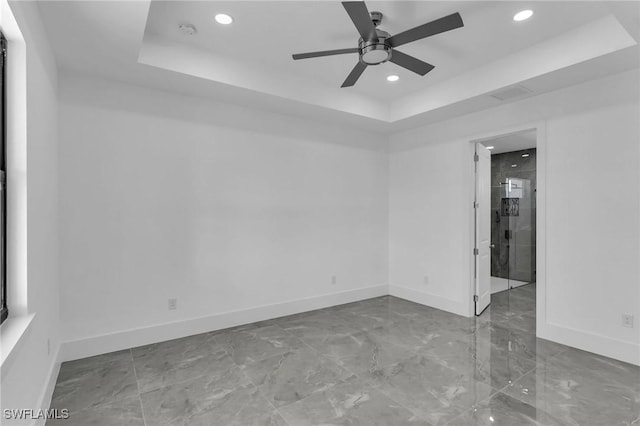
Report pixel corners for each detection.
[48,285,640,425]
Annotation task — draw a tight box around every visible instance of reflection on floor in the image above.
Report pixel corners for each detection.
[48,285,640,425]
[490,276,530,294]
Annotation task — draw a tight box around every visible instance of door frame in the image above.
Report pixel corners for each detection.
[467,123,547,334]
[474,142,491,315]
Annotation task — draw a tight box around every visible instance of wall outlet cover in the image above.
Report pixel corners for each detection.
[622,314,633,328]
[168,298,177,310]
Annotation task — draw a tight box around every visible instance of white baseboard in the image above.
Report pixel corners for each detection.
[388,285,471,317]
[33,345,61,426]
[538,321,640,366]
[58,283,639,368]
[60,285,388,362]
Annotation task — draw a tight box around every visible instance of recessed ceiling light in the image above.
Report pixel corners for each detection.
[387,75,399,82]
[511,164,518,167]
[522,153,530,157]
[215,13,233,25]
[486,146,495,150]
[513,10,533,22]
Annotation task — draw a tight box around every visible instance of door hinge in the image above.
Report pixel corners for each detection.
[473,248,479,255]
[473,201,479,209]
[474,295,479,303]
[473,153,479,162]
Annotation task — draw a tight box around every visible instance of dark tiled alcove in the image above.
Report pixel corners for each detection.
[490,148,536,283]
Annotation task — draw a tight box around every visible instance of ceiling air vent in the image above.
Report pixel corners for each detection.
[490,85,533,101]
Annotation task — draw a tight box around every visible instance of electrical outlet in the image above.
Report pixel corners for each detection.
[331,275,337,285]
[423,275,429,285]
[168,298,177,310]
[622,314,634,328]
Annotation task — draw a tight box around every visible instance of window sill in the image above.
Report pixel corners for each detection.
[0,312,36,376]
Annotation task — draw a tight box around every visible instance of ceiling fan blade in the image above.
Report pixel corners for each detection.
[342,1,379,42]
[387,12,464,48]
[292,48,359,60]
[341,62,367,88]
[389,50,435,76]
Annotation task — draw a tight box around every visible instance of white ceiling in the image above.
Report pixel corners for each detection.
[37,1,640,131]
[483,130,536,155]
[144,1,614,100]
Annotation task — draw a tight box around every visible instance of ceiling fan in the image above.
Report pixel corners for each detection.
[292,1,464,88]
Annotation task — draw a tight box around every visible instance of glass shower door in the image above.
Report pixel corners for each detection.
[505,177,535,288]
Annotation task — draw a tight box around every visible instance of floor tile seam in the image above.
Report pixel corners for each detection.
[180,318,528,408]
[494,324,536,335]
[406,345,492,380]
[272,323,325,354]
[234,341,310,366]
[273,324,377,376]
[222,336,340,397]
[129,333,220,354]
[129,348,148,426]
[303,339,382,382]
[236,343,355,409]
[338,340,424,381]
[334,329,495,383]
[263,398,293,426]
[489,389,580,426]
[239,337,406,415]
[223,380,263,425]
[53,382,142,414]
[498,350,548,371]
[487,364,539,407]
[136,366,240,396]
[51,394,144,423]
[60,354,132,369]
[131,348,239,393]
[353,326,433,360]
[235,361,294,425]
[544,346,572,363]
[56,358,135,385]
[330,310,386,331]
[295,340,357,376]
[130,348,227,369]
[529,356,639,390]
[441,403,476,426]
[366,379,436,425]
[320,323,427,368]
[214,330,307,366]
[440,386,535,426]
[443,388,537,426]
[261,374,348,412]
[437,362,540,422]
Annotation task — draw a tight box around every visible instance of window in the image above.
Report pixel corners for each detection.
[1,32,7,324]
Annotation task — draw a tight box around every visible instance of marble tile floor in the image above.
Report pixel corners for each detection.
[48,284,640,425]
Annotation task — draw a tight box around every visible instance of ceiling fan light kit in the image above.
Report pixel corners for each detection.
[292,1,464,88]
[358,26,392,65]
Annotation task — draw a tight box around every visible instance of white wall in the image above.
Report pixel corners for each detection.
[544,102,639,363]
[58,70,640,366]
[389,69,640,365]
[58,75,389,359]
[388,136,473,316]
[0,1,60,423]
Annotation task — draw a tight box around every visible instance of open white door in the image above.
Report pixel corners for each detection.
[475,144,491,315]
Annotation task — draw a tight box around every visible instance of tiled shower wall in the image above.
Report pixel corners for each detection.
[490,148,536,282]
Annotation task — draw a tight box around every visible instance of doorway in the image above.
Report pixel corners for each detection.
[474,129,537,316]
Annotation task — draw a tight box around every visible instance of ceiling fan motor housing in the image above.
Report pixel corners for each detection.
[291,3,464,87]
[358,28,392,65]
